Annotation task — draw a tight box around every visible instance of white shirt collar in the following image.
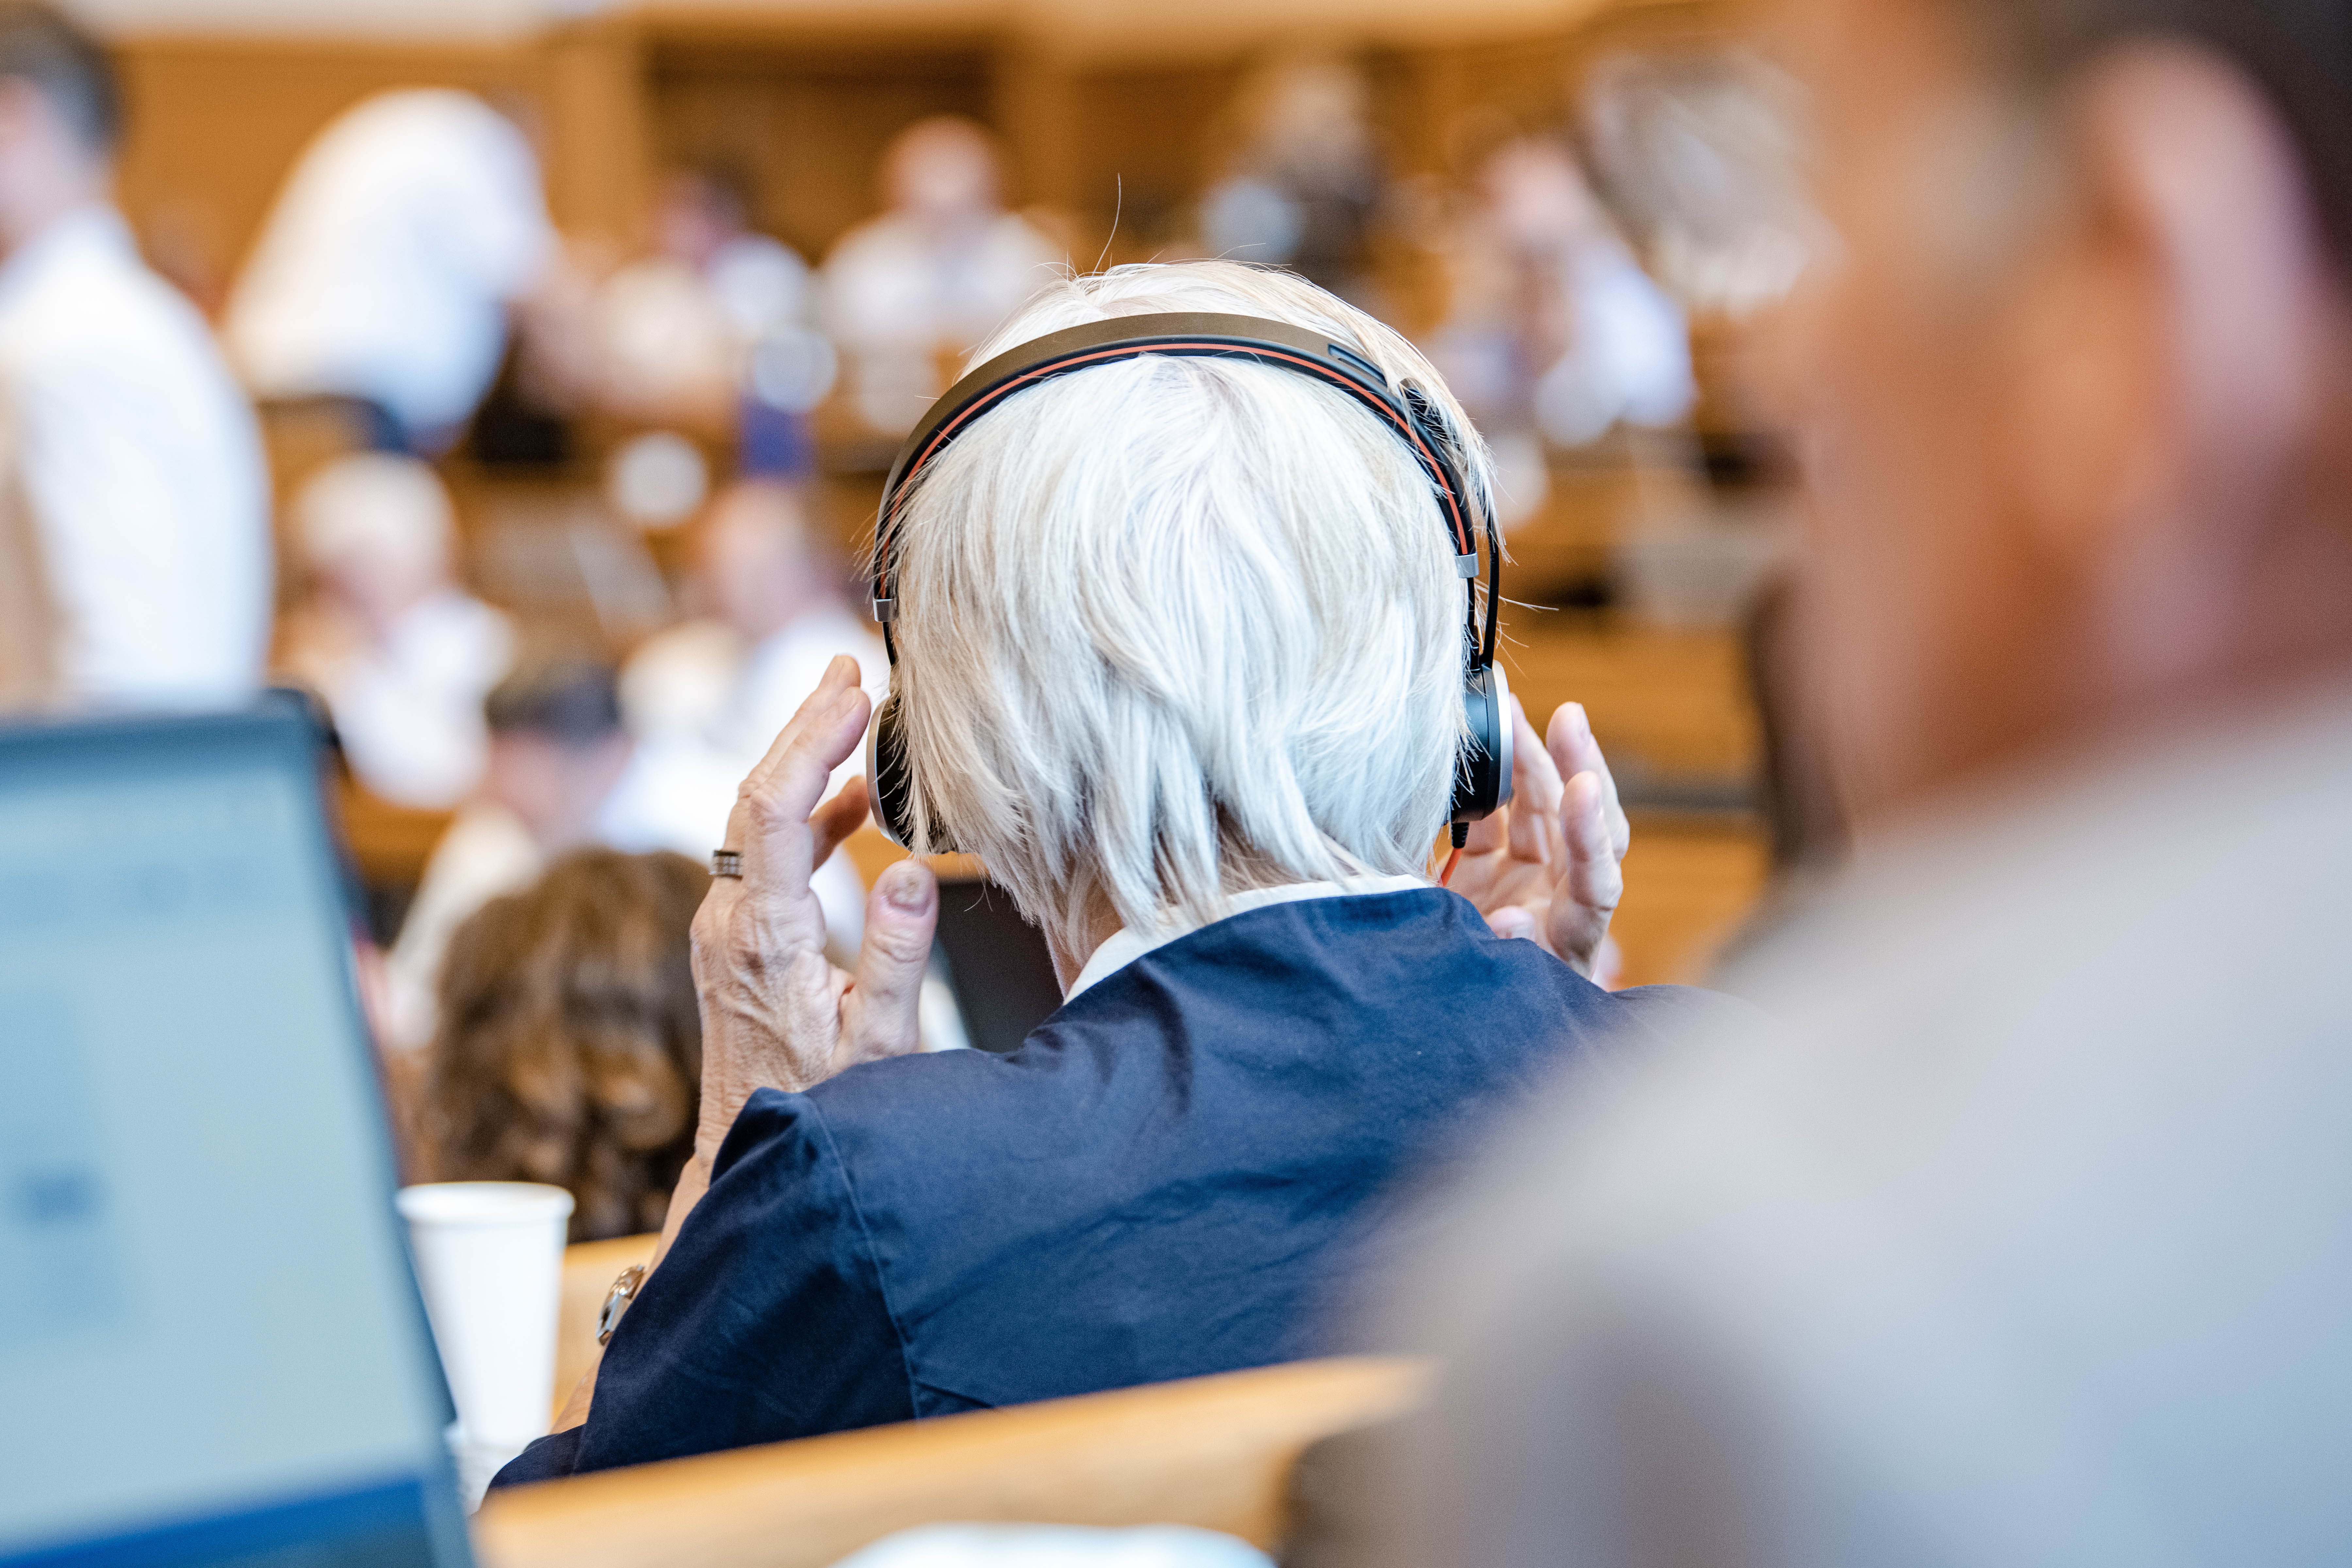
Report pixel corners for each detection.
[1064,873,1434,1001]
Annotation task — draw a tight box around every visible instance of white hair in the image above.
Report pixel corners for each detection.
[293,453,454,581]
[890,261,1494,958]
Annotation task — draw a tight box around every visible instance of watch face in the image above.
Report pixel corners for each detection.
[597,1266,646,1344]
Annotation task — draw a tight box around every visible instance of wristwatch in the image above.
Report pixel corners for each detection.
[596,1264,647,1345]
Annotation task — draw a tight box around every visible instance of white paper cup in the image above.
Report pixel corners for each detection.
[396,1182,574,1476]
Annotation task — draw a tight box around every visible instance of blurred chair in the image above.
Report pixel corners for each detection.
[478,1356,1427,1568]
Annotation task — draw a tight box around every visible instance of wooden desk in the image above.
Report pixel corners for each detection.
[476,1356,1425,1568]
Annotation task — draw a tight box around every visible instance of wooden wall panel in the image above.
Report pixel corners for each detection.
[643,28,994,264]
[541,18,653,247]
[112,37,542,310]
[99,6,1702,307]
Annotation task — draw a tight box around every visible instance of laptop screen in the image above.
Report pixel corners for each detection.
[0,709,471,1567]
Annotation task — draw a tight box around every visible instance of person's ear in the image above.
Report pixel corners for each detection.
[2005,43,2335,588]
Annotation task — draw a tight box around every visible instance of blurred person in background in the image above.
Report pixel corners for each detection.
[1350,0,2352,1560]
[224,88,560,456]
[593,165,833,477]
[276,453,511,808]
[621,478,880,954]
[414,848,707,1243]
[383,655,708,1056]
[823,116,1059,435]
[1197,58,1386,307]
[1427,135,1694,526]
[0,1,269,712]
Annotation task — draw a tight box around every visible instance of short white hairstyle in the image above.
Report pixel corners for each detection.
[890,261,1495,957]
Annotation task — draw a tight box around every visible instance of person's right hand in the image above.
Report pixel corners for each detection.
[1446,698,1631,981]
[688,655,939,1169]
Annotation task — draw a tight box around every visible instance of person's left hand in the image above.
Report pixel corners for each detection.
[1445,698,1631,981]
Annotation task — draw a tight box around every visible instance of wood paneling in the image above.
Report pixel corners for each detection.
[643,26,994,262]
[102,0,1731,297]
[112,37,543,308]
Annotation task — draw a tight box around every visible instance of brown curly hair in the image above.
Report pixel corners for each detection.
[420,848,709,1242]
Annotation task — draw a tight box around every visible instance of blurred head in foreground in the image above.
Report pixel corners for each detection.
[884,259,1490,971]
[1778,0,2352,816]
[1334,1,2352,1565]
[422,848,707,1243]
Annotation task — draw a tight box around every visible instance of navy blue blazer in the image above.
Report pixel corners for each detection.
[496,887,1730,1485]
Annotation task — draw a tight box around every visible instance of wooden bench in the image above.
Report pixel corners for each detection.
[476,1355,1423,1568]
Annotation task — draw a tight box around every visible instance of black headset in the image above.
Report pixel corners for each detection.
[864,310,1511,851]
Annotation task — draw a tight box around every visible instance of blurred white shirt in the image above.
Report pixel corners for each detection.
[316,589,512,809]
[1531,246,1696,446]
[225,90,554,440]
[0,206,270,707]
[707,233,812,342]
[823,211,1058,430]
[594,234,814,415]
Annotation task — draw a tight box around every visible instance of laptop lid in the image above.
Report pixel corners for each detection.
[0,706,473,1568]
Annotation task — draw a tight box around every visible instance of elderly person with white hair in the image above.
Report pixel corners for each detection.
[495,261,1736,1487]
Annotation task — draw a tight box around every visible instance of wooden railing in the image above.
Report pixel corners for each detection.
[475,1355,1425,1568]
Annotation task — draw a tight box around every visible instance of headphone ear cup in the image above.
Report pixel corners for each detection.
[866,693,920,849]
[1450,664,1515,825]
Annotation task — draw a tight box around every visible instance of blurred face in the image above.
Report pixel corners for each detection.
[654,173,741,269]
[319,538,446,637]
[1767,0,2084,812]
[886,122,998,224]
[483,730,631,851]
[1482,141,1604,254]
[696,485,822,642]
[0,77,108,252]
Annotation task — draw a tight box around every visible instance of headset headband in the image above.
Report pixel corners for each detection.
[867,311,1502,675]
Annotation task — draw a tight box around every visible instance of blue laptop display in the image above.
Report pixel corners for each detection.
[0,706,473,1568]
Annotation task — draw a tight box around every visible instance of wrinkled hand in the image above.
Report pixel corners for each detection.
[690,656,938,1168]
[1446,699,1631,981]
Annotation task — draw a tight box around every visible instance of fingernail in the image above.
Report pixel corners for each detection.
[883,864,931,911]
